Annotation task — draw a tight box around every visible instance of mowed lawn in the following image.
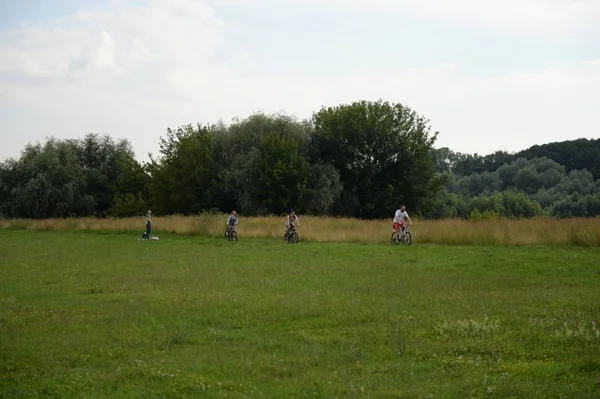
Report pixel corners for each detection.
[0,231,599,398]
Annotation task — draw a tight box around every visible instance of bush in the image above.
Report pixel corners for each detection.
[469,209,502,220]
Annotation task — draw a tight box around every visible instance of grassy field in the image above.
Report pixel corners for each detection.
[1,230,599,398]
[1,214,600,246]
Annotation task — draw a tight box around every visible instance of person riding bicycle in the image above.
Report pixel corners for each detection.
[285,209,300,232]
[393,205,412,234]
[226,210,238,236]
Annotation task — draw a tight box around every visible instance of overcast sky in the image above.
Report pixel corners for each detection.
[1,0,599,162]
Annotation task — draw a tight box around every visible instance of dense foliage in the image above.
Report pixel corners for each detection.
[310,101,438,218]
[0,135,149,218]
[1,100,598,220]
[439,138,600,180]
[429,141,600,219]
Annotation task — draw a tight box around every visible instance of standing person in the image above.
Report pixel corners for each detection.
[285,209,300,231]
[144,209,152,239]
[226,210,238,237]
[393,205,412,234]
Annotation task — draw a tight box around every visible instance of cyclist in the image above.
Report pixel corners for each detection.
[393,205,412,235]
[285,209,300,232]
[226,210,238,237]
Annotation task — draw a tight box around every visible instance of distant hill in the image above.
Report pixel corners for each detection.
[515,138,600,180]
[442,138,600,180]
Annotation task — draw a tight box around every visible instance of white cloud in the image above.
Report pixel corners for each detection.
[0,0,223,83]
[218,0,600,40]
[0,0,599,162]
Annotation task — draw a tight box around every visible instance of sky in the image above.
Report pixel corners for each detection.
[0,0,599,162]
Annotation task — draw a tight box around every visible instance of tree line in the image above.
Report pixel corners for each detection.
[430,140,600,219]
[1,99,598,220]
[0,100,439,219]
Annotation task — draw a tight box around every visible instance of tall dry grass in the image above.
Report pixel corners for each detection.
[1,214,599,246]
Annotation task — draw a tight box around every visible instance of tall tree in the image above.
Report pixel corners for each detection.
[4,139,95,218]
[221,113,317,215]
[431,147,462,174]
[149,124,220,215]
[78,133,143,216]
[310,100,439,218]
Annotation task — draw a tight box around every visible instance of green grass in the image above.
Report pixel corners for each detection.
[1,230,599,398]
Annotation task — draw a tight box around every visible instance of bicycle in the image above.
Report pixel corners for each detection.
[391,224,412,246]
[225,225,238,242]
[283,225,299,244]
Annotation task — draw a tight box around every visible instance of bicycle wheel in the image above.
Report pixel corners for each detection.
[290,231,298,243]
[403,232,412,245]
[390,231,399,245]
[283,232,289,243]
[225,229,229,240]
[230,231,238,242]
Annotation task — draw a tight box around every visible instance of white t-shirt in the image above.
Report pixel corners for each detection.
[394,210,408,223]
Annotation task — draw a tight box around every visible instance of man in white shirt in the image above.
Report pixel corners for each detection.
[393,205,412,233]
[285,209,300,230]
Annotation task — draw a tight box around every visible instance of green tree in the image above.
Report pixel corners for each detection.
[513,166,543,194]
[516,138,600,180]
[222,113,315,215]
[5,139,95,218]
[458,171,501,196]
[108,193,147,217]
[431,147,462,174]
[453,151,513,176]
[310,100,438,218]
[0,159,17,217]
[224,148,263,214]
[255,131,310,214]
[0,135,147,219]
[149,124,220,215]
[469,193,505,216]
[421,188,468,219]
[501,190,545,218]
[78,133,143,216]
[304,163,343,215]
